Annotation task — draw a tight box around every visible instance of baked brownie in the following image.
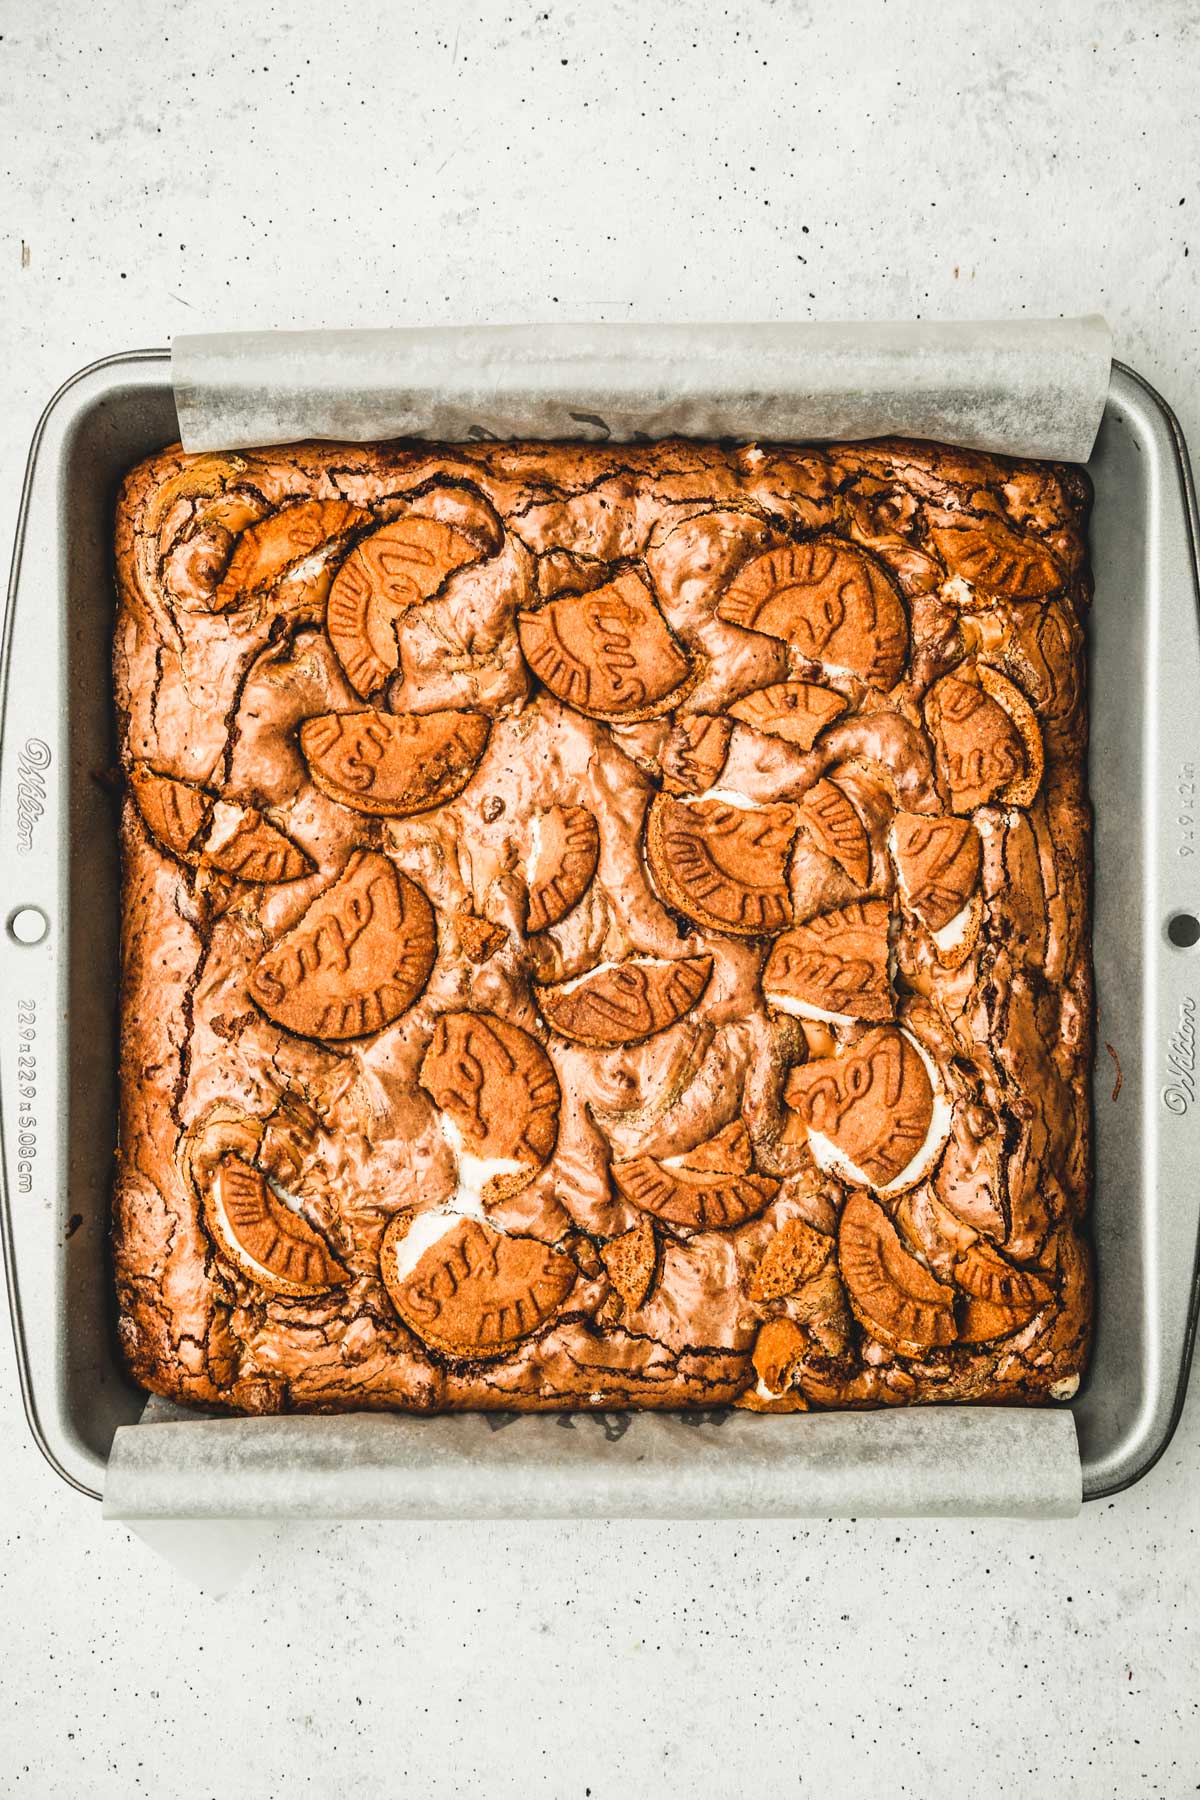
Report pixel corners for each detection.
[112,437,1093,1414]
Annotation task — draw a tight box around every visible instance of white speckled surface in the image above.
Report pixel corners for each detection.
[2,3,1199,1794]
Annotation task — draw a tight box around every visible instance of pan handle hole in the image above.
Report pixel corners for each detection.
[1167,911,1200,949]
[7,906,48,947]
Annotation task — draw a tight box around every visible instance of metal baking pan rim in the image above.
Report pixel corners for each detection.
[1,349,1197,1505]
[1085,360,1200,1501]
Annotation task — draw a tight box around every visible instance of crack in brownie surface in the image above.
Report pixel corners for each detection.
[112,436,1093,1414]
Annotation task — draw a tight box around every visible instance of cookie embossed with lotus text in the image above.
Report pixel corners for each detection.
[517,570,695,720]
[891,812,982,933]
[762,899,894,1023]
[249,849,436,1040]
[300,708,491,816]
[129,766,314,883]
[727,680,849,749]
[526,804,601,933]
[717,540,909,689]
[610,1119,778,1232]
[838,1190,957,1356]
[214,500,370,611]
[784,1027,946,1191]
[534,955,712,1047]
[645,793,800,937]
[326,516,483,696]
[419,1011,560,1203]
[380,1213,575,1358]
[795,778,871,886]
[205,1155,349,1296]
[925,666,1043,813]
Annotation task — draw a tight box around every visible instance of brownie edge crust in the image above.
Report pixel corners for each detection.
[112,436,1093,1416]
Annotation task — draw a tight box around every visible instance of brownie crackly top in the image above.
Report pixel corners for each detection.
[112,436,1093,1414]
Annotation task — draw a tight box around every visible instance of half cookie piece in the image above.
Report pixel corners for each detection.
[727,680,849,749]
[784,1026,951,1194]
[418,1012,561,1204]
[204,1156,349,1296]
[891,811,983,967]
[534,955,713,1047]
[517,570,695,721]
[762,899,894,1024]
[300,708,491,816]
[379,1212,576,1359]
[837,1190,957,1357]
[610,1118,778,1231]
[249,849,437,1040]
[717,539,909,689]
[326,515,484,697]
[214,500,371,612]
[645,793,800,937]
[525,804,601,933]
[129,766,314,883]
[924,664,1043,812]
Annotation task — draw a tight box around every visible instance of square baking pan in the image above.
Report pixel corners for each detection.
[2,351,1198,1504]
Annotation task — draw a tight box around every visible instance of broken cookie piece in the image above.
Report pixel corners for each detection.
[718,539,908,689]
[610,1118,778,1231]
[534,955,712,1047]
[526,804,601,933]
[326,515,483,696]
[205,1156,349,1296]
[380,1212,576,1359]
[418,1011,560,1204]
[645,793,800,937]
[599,1216,659,1312]
[837,1190,957,1356]
[517,570,695,720]
[129,766,314,883]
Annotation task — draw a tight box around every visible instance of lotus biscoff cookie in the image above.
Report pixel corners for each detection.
[112,436,1092,1413]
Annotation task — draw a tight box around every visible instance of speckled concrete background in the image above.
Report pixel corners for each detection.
[2,3,1198,1795]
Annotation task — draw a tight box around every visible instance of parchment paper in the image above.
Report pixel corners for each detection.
[172,317,1112,461]
[105,1401,1081,1522]
[137,318,1094,1551]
